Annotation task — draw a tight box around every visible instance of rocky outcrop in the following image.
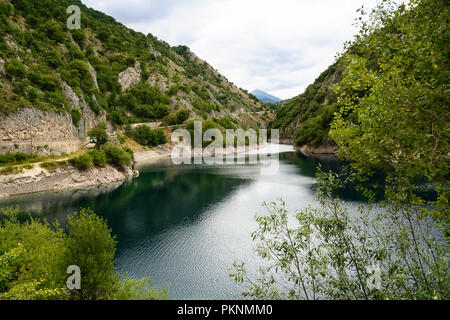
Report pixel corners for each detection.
[0,108,84,155]
[118,61,141,91]
[61,81,109,136]
[0,164,132,199]
[86,62,99,91]
[296,139,339,155]
[0,80,110,155]
[147,73,169,93]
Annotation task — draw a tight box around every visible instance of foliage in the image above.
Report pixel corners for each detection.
[128,125,167,147]
[330,0,449,237]
[88,123,109,148]
[65,208,117,300]
[0,152,41,166]
[0,207,168,300]
[69,152,94,170]
[110,277,168,300]
[230,170,449,300]
[70,108,82,127]
[162,108,190,126]
[0,207,68,300]
[5,60,27,80]
[103,144,132,167]
[271,63,342,146]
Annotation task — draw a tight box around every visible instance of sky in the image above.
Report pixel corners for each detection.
[81,0,381,100]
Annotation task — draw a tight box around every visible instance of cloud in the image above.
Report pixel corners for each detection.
[81,0,380,99]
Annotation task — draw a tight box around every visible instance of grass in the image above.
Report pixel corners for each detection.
[40,161,66,171]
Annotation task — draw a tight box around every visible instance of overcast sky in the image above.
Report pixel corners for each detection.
[81,0,380,100]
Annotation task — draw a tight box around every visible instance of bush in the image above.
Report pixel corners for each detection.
[70,108,82,127]
[88,149,107,167]
[26,88,38,102]
[129,125,166,147]
[0,207,168,300]
[0,152,40,165]
[39,74,60,92]
[103,144,132,167]
[162,108,190,126]
[69,153,94,170]
[5,60,27,80]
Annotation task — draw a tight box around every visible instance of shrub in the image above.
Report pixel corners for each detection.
[88,149,107,167]
[129,125,166,147]
[5,60,27,80]
[162,108,190,126]
[0,152,40,165]
[69,153,94,170]
[39,74,60,92]
[26,88,38,102]
[0,207,168,300]
[103,144,132,167]
[70,108,82,127]
[40,161,61,171]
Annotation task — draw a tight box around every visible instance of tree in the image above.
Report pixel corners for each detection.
[231,0,450,300]
[330,0,449,238]
[0,207,68,300]
[129,125,167,147]
[0,207,168,300]
[65,209,117,300]
[88,123,109,148]
[230,171,449,300]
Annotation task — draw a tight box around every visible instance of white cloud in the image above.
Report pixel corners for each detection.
[81,0,380,99]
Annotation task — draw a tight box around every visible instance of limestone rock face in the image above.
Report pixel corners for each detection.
[61,81,109,137]
[147,73,168,93]
[87,62,99,91]
[118,61,141,92]
[0,81,109,155]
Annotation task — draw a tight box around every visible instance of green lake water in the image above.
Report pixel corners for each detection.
[0,145,371,299]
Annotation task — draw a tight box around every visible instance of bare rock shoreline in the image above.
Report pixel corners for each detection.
[0,142,272,199]
[0,164,134,199]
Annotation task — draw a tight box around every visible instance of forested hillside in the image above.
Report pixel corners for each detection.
[270,62,344,148]
[0,0,264,131]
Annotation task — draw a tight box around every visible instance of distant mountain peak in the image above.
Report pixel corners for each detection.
[251,90,282,104]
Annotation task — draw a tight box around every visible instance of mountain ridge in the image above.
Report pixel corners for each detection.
[251,89,282,104]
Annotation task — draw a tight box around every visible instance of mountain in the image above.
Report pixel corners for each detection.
[251,90,282,104]
[269,61,344,150]
[0,0,268,156]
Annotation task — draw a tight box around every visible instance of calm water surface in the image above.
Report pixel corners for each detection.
[0,145,368,299]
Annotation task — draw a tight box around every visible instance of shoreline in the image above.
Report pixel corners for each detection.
[133,142,266,168]
[0,163,134,200]
[0,143,268,199]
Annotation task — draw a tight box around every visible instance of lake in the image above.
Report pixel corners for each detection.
[0,144,369,300]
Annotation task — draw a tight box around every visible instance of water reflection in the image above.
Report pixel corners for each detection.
[0,147,374,299]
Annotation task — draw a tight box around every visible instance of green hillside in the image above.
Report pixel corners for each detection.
[0,0,265,128]
[270,61,344,147]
